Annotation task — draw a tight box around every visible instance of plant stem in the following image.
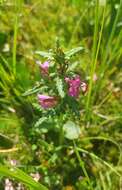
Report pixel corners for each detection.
[73,140,94,190]
[95,0,122,94]
[13,0,22,76]
[85,0,99,120]
[86,0,106,121]
[76,147,121,177]
[13,11,18,76]
[101,0,122,72]
[59,121,64,145]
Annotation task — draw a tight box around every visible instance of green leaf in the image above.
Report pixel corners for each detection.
[0,133,13,149]
[34,119,53,134]
[65,47,84,58]
[23,88,40,96]
[23,85,49,97]
[0,165,48,190]
[63,121,81,140]
[67,61,79,71]
[35,117,47,128]
[0,32,7,47]
[55,77,65,98]
[22,84,41,96]
[35,51,54,59]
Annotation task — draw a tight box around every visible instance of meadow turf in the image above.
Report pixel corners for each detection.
[0,0,122,189]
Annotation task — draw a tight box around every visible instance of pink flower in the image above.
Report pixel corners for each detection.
[38,94,58,109]
[65,76,81,98]
[36,61,49,76]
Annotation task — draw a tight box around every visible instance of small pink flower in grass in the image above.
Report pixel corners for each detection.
[38,94,58,109]
[5,179,14,190]
[30,172,41,182]
[36,61,49,76]
[65,75,81,98]
[10,159,17,166]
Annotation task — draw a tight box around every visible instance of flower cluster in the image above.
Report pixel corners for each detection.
[37,61,87,109]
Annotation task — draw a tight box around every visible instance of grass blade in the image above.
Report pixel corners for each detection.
[0,165,48,190]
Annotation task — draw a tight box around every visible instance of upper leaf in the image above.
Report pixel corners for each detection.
[35,51,54,59]
[55,77,65,98]
[65,47,84,58]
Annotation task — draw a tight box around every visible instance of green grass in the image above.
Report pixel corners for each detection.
[0,165,48,190]
[0,0,122,189]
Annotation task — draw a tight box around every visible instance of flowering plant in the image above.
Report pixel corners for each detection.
[24,41,87,141]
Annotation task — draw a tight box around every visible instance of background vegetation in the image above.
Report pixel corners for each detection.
[0,0,122,189]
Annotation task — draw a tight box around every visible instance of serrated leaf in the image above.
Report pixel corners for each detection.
[63,121,81,140]
[35,51,54,59]
[23,85,48,97]
[22,84,41,96]
[65,47,84,58]
[67,61,79,71]
[56,77,65,98]
[34,118,53,134]
[33,103,42,112]
[35,117,47,128]
[23,88,40,96]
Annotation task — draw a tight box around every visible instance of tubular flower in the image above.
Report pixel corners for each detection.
[38,94,58,109]
[36,61,49,76]
[65,76,81,98]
